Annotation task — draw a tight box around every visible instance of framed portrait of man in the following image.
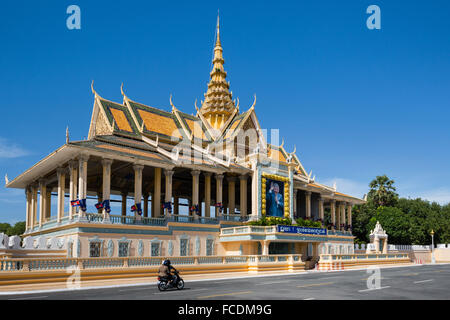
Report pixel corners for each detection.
[265,178,284,217]
[261,173,290,218]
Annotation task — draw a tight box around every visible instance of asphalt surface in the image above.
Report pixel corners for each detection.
[2,264,450,300]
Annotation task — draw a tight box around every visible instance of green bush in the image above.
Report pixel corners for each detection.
[295,217,322,228]
[247,216,292,226]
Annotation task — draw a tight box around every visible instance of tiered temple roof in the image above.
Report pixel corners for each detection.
[6,13,363,204]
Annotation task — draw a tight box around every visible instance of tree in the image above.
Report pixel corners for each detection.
[367,175,398,208]
[367,206,411,244]
[351,203,376,243]
[0,222,25,236]
[6,222,26,236]
[0,223,12,234]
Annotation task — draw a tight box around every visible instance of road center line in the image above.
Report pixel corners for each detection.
[119,287,153,292]
[414,279,433,284]
[153,288,209,295]
[358,286,390,293]
[256,280,292,285]
[197,291,252,299]
[297,282,334,288]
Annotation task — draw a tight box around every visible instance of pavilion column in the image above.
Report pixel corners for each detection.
[337,203,341,229]
[153,168,161,217]
[215,174,224,218]
[143,194,149,218]
[57,168,66,224]
[330,200,336,229]
[347,203,352,229]
[319,197,324,222]
[101,159,113,222]
[68,160,77,220]
[164,169,174,216]
[133,164,144,219]
[45,189,51,221]
[25,188,31,232]
[204,173,212,218]
[293,189,298,218]
[227,177,236,215]
[121,192,127,216]
[77,154,89,221]
[31,185,37,228]
[191,170,200,219]
[240,175,248,216]
[305,191,311,219]
[341,202,346,230]
[173,197,179,215]
[38,179,47,228]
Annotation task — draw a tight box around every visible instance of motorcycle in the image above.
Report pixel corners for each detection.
[157,269,185,291]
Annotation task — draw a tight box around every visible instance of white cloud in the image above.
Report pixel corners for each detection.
[320,177,368,198]
[0,138,30,158]
[320,177,450,205]
[403,188,450,205]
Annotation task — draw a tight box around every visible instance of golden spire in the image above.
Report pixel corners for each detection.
[200,12,236,130]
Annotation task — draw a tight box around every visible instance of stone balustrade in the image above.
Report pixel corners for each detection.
[26,213,251,234]
[354,243,434,252]
[0,254,303,272]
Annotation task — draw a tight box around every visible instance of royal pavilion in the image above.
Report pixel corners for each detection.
[5,16,365,262]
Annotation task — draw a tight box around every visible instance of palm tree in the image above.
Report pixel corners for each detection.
[368,175,398,207]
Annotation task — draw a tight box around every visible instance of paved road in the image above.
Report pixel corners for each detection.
[2,264,450,300]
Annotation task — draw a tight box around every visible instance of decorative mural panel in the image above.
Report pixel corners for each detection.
[168,240,173,256]
[107,240,114,257]
[138,240,144,257]
[77,239,81,257]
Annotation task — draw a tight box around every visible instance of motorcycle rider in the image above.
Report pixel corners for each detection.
[158,259,176,285]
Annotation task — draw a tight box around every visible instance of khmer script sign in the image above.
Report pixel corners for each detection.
[277,225,327,236]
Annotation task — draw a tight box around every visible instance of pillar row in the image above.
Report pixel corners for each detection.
[164,169,174,216]
[101,159,113,222]
[57,167,66,223]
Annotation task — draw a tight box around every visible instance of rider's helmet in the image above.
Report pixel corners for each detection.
[163,259,171,266]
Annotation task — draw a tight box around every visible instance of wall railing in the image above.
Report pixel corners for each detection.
[319,253,409,262]
[0,254,304,272]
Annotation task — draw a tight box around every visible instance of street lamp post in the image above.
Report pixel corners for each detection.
[431,230,436,264]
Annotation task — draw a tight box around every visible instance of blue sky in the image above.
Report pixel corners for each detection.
[1,0,449,223]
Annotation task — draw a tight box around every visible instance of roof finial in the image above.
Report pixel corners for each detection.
[250,94,257,109]
[216,10,221,46]
[169,94,177,112]
[66,126,69,144]
[4,174,9,185]
[91,80,97,96]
